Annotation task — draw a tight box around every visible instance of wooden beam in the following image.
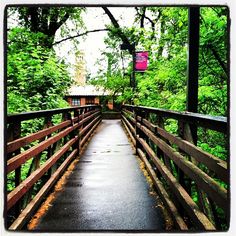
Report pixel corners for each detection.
[121,119,136,146]
[8,149,78,230]
[7,136,78,211]
[7,123,80,173]
[122,115,135,135]
[7,105,100,123]
[137,148,188,230]
[137,122,227,211]
[137,137,215,230]
[7,120,72,154]
[137,116,227,182]
[79,115,101,138]
[122,105,227,133]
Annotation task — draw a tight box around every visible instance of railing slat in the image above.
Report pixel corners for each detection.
[122,114,135,135]
[137,121,227,211]
[79,115,101,138]
[7,136,79,211]
[7,123,80,174]
[8,148,78,230]
[121,118,136,146]
[123,105,227,133]
[137,116,228,182]
[137,137,215,230]
[7,120,72,154]
[137,148,188,230]
[7,105,99,122]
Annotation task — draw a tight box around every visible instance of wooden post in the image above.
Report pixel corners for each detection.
[73,109,80,152]
[135,108,146,155]
[45,116,53,160]
[157,117,172,172]
[134,108,138,155]
[187,7,200,144]
[184,123,216,226]
[7,121,21,220]
[7,122,21,187]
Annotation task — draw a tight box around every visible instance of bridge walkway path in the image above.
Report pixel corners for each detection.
[33,119,164,231]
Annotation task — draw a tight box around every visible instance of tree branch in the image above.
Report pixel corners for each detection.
[52,28,111,46]
[207,44,227,76]
[135,7,146,28]
[48,11,70,37]
[102,7,133,54]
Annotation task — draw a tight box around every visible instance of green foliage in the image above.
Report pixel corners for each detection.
[7,27,71,113]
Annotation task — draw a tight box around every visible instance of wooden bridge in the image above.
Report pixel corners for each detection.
[5,104,228,231]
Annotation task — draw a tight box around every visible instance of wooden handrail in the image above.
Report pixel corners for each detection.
[6,105,102,230]
[122,104,227,133]
[7,105,101,123]
[121,105,229,230]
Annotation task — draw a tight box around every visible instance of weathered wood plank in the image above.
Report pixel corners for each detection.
[78,111,101,127]
[122,110,136,124]
[137,122,227,211]
[123,105,227,133]
[73,109,99,123]
[7,120,72,154]
[137,116,227,182]
[7,123,80,174]
[122,114,135,135]
[122,109,134,117]
[137,148,188,230]
[7,105,100,123]
[80,119,101,148]
[137,137,215,230]
[79,115,101,138]
[8,149,78,230]
[7,136,79,211]
[121,119,136,146]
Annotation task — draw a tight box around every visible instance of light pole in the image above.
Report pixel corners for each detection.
[120,43,136,95]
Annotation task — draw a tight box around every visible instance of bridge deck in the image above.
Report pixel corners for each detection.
[33,120,164,231]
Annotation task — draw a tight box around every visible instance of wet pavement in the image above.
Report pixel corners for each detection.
[34,120,164,232]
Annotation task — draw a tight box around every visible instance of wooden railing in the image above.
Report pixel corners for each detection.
[121,104,228,231]
[6,105,101,230]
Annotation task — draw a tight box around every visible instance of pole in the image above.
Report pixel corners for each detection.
[132,43,136,104]
[187,7,200,144]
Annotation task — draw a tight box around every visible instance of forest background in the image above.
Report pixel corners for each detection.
[6,5,228,160]
[3,3,232,230]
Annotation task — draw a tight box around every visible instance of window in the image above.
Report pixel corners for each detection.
[86,97,95,104]
[71,97,80,106]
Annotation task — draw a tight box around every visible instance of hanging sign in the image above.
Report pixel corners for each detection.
[135,51,148,71]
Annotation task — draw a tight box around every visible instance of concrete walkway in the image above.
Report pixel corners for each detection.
[34,120,164,232]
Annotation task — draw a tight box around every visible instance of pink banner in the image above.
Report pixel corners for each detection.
[135,51,148,71]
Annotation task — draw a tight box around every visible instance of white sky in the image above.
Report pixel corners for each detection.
[54,7,136,78]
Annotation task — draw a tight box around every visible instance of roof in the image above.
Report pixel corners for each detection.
[67,85,111,96]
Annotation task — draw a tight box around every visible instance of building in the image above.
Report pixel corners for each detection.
[74,51,86,86]
[65,85,114,110]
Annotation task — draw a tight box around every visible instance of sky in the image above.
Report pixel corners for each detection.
[54,7,136,79]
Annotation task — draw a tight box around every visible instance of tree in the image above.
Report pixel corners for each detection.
[7,27,71,113]
[8,6,85,48]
